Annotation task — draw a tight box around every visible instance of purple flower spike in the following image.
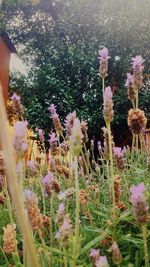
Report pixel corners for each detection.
[95,256,109,267]
[130,182,145,203]
[98,47,110,78]
[11,93,20,102]
[48,104,57,115]
[113,147,124,158]
[132,55,144,70]
[14,121,28,138]
[130,183,149,224]
[89,248,100,262]
[98,47,110,60]
[104,86,112,102]
[125,73,134,87]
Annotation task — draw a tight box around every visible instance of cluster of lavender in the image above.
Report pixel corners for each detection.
[6,93,24,125]
[90,241,122,266]
[130,183,149,225]
[90,249,109,267]
[125,56,147,136]
[43,171,60,197]
[55,203,72,243]
[13,121,28,158]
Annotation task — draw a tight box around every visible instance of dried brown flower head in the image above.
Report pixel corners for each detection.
[79,190,88,205]
[24,190,43,231]
[128,108,147,134]
[3,224,17,254]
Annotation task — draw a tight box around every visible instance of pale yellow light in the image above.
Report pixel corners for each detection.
[10,54,27,75]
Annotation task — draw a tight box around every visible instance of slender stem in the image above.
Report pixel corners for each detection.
[136,90,138,109]
[4,181,14,225]
[106,160,110,191]
[72,156,80,267]
[132,100,135,109]
[0,244,10,265]
[141,224,149,267]
[38,229,45,246]
[50,191,54,245]
[102,78,105,102]
[83,143,93,174]
[132,134,136,153]
[63,247,68,267]
[81,149,90,178]
[140,133,148,154]
[136,134,139,152]
[39,178,46,214]
[107,123,115,220]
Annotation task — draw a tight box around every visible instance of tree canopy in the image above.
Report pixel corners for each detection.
[1,0,150,145]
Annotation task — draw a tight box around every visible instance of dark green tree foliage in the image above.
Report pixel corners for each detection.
[2,0,150,145]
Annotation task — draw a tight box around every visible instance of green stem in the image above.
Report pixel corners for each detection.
[106,160,110,191]
[50,191,54,245]
[102,78,105,102]
[132,134,136,153]
[81,149,90,178]
[83,143,93,174]
[107,123,115,220]
[141,224,149,267]
[72,156,80,267]
[0,244,10,265]
[136,90,138,109]
[132,100,135,109]
[39,177,46,214]
[63,247,68,267]
[136,134,139,152]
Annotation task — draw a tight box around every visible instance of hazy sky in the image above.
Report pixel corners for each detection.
[10,54,27,74]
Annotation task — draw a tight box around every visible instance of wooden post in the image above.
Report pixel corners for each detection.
[0,31,16,104]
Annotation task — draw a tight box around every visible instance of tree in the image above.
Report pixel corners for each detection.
[2,0,150,145]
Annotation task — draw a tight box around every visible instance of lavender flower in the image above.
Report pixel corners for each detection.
[81,120,88,143]
[113,147,124,158]
[65,111,76,137]
[103,86,114,124]
[48,104,57,115]
[13,121,28,156]
[89,249,100,265]
[97,141,102,156]
[91,139,94,151]
[95,256,109,267]
[55,215,72,242]
[48,104,63,133]
[36,128,45,143]
[98,47,110,78]
[24,189,38,204]
[27,161,38,175]
[14,121,28,137]
[60,141,68,156]
[132,55,144,90]
[11,93,20,102]
[69,118,83,156]
[49,132,58,155]
[132,55,144,70]
[10,93,24,119]
[56,203,65,224]
[24,189,43,230]
[130,183,149,224]
[111,242,122,265]
[43,172,54,197]
[43,172,60,196]
[125,73,136,101]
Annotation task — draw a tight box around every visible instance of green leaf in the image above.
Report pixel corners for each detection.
[80,229,108,255]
